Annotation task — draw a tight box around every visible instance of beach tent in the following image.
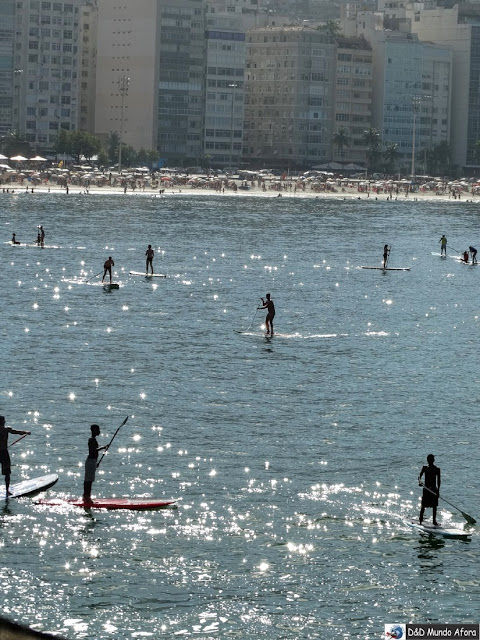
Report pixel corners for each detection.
[10,155,28,161]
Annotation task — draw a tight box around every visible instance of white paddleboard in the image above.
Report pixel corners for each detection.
[406,520,471,539]
[129,271,167,278]
[0,473,58,501]
[360,266,411,271]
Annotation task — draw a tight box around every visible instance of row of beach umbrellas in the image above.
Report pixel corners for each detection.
[0,153,47,161]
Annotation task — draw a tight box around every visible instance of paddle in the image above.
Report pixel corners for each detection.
[86,270,103,283]
[9,433,29,447]
[421,483,476,525]
[234,306,258,334]
[96,416,129,469]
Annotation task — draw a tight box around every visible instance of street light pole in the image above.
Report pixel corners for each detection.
[118,74,130,173]
[228,83,238,169]
[411,95,421,178]
[14,69,23,134]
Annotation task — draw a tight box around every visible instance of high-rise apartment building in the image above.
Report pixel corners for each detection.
[243,25,337,168]
[8,0,91,150]
[333,37,373,165]
[94,0,159,152]
[0,1,16,137]
[406,4,480,170]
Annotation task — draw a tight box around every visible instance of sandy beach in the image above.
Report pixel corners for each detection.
[1,178,479,203]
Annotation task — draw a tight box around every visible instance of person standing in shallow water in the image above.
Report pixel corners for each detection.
[258,293,275,336]
[145,245,154,274]
[83,424,107,502]
[418,453,441,526]
[0,416,31,496]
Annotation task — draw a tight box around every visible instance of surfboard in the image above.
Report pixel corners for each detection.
[360,266,411,271]
[37,497,176,510]
[129,271,167,278]
[406,520,471,539]
[0,474,59,501]
[7,241,61,249]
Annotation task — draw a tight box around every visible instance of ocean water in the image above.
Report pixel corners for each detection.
[0,191,479,639]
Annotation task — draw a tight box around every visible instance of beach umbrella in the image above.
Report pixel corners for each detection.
[0,153,8,160]
[10,155,28,161]
[28,155,47,161]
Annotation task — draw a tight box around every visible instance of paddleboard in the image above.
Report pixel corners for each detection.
[7,241,61,249]
[86,281,120,289]
[0,474,59,501]
[37,497,176,510]
[129,271,167,278]
[406,520,471,539]
[360,266,411,271]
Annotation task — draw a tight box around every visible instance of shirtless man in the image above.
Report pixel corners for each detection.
[258,293,275,337]
[39,225,45,246]
[11,233,20,245]
[439,235,447,257]
[418,453,441,526]
[145,245,155,274]
[0,416,31,495]
[469,246,477,264]
[102,256,114,283]
[83,423,107,502]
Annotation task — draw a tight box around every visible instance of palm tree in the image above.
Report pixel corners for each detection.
[363,127,381,174]
[332,127,350,163]
[383,143,399,176]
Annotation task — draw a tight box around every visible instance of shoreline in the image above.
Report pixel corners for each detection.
[1,182,478,203]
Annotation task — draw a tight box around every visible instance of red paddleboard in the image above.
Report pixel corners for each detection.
[37,498,176,510]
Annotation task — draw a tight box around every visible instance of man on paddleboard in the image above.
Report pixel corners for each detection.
[102,256,114,283]
[439,235,447,256]
[0,416,31,496]
[83,424,107,502]
[258,293,275,336]
[418,453,441,526]
[11,233,20,245]
[469,246,477,264]
[146,245,154,274]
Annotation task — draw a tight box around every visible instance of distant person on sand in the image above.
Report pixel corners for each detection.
[439,235,447,256]
[102,256,114,283]
[418,453,441,526]
[383,244,390,269]
[83,423,107,502]
[145,245,154,274]
[258,293,275,336]
[0,415,31,496]
[469,246,477,264]
[11,233,20,245]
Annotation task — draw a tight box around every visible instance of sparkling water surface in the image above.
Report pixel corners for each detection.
[0,191,479,639]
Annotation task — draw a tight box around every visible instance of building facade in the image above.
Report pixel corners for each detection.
[9,0,91,150]
[243,25,337,169]
[333,37,373,165]
[0,0,16,138]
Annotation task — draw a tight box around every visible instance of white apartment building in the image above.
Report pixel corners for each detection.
[8,0,91,149]
[94,0,159,152]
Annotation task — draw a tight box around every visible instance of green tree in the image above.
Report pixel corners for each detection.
[0,131,32,158]
[363,127,382,173]
[426,141,452,176]
[69,131,101,163]
[96,149,109,168]
[53,128,70,159]
[332,127,350,161]
[383,143,399,175]
[119,144,137,168]
[107,132,120,165]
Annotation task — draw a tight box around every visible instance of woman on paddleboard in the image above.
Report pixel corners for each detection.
[0,416,31,496]
[83,424,107,502]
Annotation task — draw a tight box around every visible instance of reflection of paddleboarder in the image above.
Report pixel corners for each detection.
[418,453,441,526]
[258,293,275,336]
[383,244,390,269]
[145,245,154,274]
[102,256,114,283]
[0,415,31,496]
